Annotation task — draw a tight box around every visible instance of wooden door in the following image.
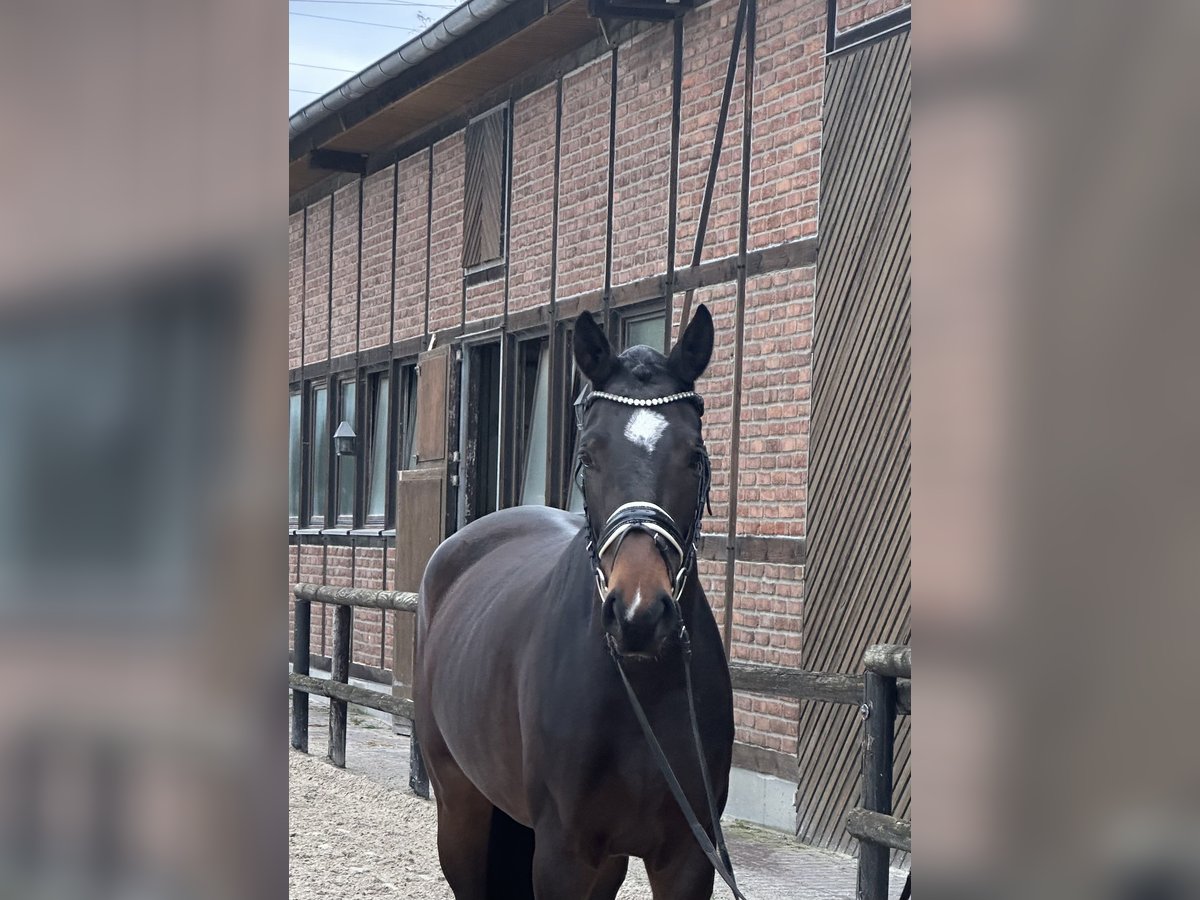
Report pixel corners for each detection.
[392,343,453,707]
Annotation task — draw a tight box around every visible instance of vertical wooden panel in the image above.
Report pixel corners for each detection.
[415,345,449,463]
[463,108,508,268]
[795,28,910,864]
[393,468,446,703]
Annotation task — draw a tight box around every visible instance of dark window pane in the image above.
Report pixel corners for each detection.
[310,385,328,522]
[289,392,302,519]
[400,366,419,470]
[623,313,667,352]
[337,381,356,523]
[366,373,390,520]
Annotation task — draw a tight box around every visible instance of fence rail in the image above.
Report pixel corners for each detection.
[290,583,418,771]
[288,584,911,896]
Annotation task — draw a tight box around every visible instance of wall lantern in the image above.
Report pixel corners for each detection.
[334,420,357,457]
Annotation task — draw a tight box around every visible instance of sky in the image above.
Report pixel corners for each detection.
[289,0,464,116]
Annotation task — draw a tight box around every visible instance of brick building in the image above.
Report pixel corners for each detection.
[289,0,910,852]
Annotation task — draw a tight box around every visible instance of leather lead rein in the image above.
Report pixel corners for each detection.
[577,387,746,899]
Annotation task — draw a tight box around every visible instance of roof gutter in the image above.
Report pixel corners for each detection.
[288,0,524,142]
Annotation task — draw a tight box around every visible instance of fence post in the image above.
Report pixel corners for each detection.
[291,597,311,752]
[858,670,896,900]
[409,730,431,798]
[329,604,352,767]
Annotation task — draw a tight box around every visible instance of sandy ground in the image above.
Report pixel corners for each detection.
[289,697,905,899]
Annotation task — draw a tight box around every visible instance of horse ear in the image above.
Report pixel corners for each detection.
[668,304,714,385]
[573,311,616,387]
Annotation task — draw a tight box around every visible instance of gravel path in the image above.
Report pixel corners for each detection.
[289,696,904,899]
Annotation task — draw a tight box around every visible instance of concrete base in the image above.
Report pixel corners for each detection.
[723,765,798,834]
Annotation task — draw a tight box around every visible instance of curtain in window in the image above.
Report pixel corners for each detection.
[520,346,550,506]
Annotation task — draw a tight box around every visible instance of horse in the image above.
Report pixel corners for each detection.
[415,304,735,899]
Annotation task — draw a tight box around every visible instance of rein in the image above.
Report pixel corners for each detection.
[574,386,747,900]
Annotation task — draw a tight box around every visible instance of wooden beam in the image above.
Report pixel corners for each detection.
[863,644,910,679]
[328,605,352,767]
[845,808,911,853]
[293,582,418,612]
[289,673,417,720]
[729,663,863,705]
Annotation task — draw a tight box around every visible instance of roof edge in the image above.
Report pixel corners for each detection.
[288,0,524,142]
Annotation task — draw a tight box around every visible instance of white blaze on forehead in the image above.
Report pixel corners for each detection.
[623,408,669,454]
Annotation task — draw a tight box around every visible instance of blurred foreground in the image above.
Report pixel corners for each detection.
[0,0,1197,898]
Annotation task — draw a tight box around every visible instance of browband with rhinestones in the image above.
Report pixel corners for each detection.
[588,390,699,408]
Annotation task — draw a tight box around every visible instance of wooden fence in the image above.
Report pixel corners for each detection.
[288,584,910,895]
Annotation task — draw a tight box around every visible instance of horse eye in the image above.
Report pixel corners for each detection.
[578,449,596,469]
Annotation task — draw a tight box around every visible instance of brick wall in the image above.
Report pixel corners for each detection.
[360,166,396,350]
[508,84,558,313]
[836,0,907,32]
[555,54,612,300]
[330,182,360,359]
[289,212,304,369]
[303,197,330,365]
[394,150,430,343]
[749,0,824,249]
[287,0,854,768]
[736,268,813,536]
[287,542,395,675]
[676,0,745,269]
[428,134,465,334]
[611,28,673,286]
[465,276,504,322]
[352,546,387,671]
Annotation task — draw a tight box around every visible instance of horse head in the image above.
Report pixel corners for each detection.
[572,305,714,659]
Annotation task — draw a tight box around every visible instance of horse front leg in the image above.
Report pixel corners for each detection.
[530,819,601,900]
[645,840,717,900]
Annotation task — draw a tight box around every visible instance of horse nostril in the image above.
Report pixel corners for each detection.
[602,592,620,630]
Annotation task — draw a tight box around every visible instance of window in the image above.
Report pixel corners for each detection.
[335,377,357,526]
[364,371,390,524]
[308,382,329,525]
[463,343,502,524]
[462,106,509,271]
[622,309,668,352]
[398,364,419,471]
[517,340,550,505]
[289,390,302,522]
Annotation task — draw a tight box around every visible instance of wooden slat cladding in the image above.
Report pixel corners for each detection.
[795,29,910,865]
[462,108,509,268]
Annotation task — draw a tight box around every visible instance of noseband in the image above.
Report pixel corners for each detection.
[573,387,712,618]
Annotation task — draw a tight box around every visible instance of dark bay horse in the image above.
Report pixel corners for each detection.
[415,305,734,899]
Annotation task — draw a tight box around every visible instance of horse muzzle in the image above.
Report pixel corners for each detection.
[601,587,679,658]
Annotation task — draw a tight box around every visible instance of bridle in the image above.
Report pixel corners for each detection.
[573,384,746,900]
[573,387,711,622]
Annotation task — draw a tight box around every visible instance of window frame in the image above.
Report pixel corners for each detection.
[617,298,670,353]
[333,372,360,528]
[362,365,392,528]
[305,378,332,528]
